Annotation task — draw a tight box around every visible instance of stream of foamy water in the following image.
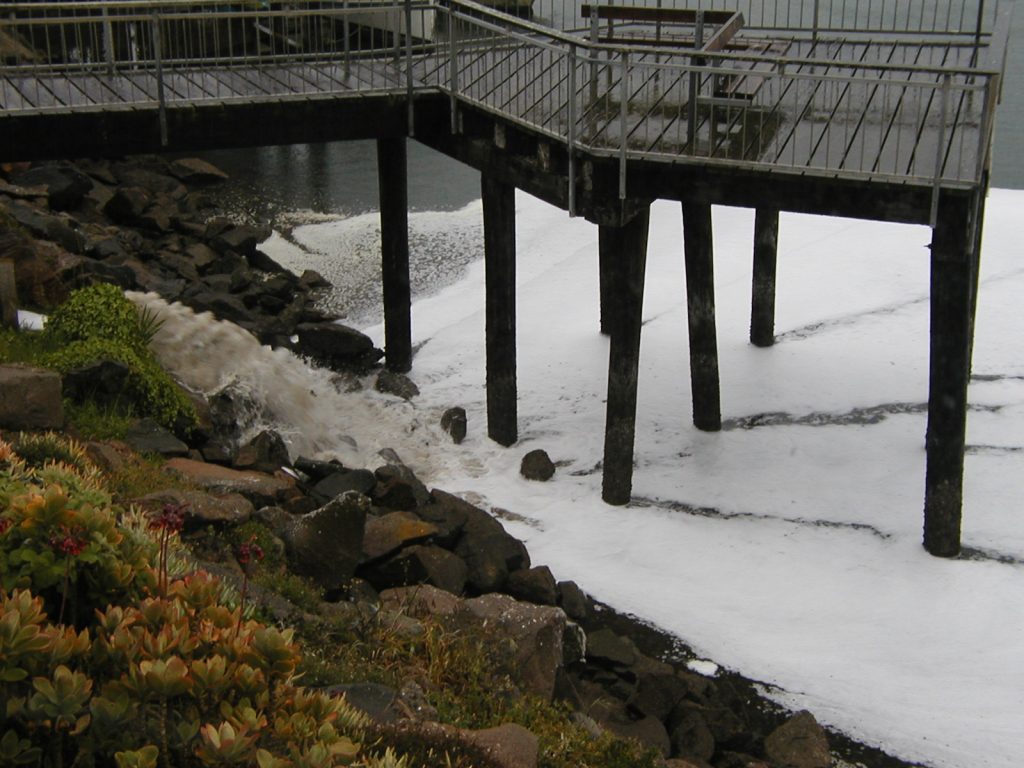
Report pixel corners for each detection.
[128,291,468,482]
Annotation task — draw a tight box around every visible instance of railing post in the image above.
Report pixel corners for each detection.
[568,43,577,216]
[589,3,598,103]
[619,50,628,200]
[343,0,351,75]
[975,77,994,184]
[930,73,951,227]
[974,0,986,47]
[405,0,414,136]
[102,6,115,73]
[151,13,168,148]
[449,2,459,133]
[812,0,820,43]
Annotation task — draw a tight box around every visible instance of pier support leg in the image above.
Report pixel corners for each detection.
[377,137,411,373]
[482,174,517,447]
[598,226,615,335]
[751,207,779,348]
[602,206,650,505]
[682,202,721,431]
[924,194,976,557]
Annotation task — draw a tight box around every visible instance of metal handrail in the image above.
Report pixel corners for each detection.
[0,0,1006,190]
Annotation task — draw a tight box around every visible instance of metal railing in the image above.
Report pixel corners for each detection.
[0,0,1007,195]
[529,0,1004,37]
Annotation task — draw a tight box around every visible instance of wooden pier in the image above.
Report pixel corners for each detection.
[0,0,1011,556]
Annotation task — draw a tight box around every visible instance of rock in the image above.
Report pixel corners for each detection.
[294,322,382,371]
[429,491,529,592]
[208,220,270,256]
[586,628,639,668]
[185,242,219,273]
[249,248,287,274]
[6,201,86,253]
[504,565,558,606]
[312,468,377,501]
[324,683,401,724]
[605,715,671,758]
[416,494,468,549]
[186,290,257,326]
[12,164,92,210]
[374,371,419,400]
[520,449,555,481]
[233,429,290,473]
[562,621,586,666]
[556,580,591,622]
[84,441,126,474]
[0,364,63,429]
[123,418,190,457]
[361,544,468,595]
[132,488,254,530]
[169,157,229,184]
[763,711,830,768]
[362,511,439,562]
[670,709,716,764]
[628,671,692,722]
[298,269,331,289]
[3,224,69,308]
[440,406,468,444]
[460,593,565,699]
[466,723,539,768]
[62,359,131,407]
[103,186,152,224]
[372,463,430,511]
[280,491,368,592]
[164,457,294,508]
[294,456,347,482]
[379,584,462,618]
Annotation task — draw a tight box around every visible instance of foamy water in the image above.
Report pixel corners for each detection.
[128,291,469,480]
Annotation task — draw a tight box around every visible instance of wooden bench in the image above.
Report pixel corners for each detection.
[579,4,745,52]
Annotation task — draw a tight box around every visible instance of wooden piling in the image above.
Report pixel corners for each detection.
[598,225,615,335]
[682,202,721,431]
[0,260,17,329]
[482,173,518,447]
[377,137,412,373]
[751,207,779,348]
[602,205,650,505]
[923,194,975,557]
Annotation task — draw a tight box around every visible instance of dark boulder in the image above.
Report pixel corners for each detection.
[361,544,468,596]
[373,463,430,511]
[12,164,92,211]
[62,359,131,407]
[312,468,377,502]
[440,406,468,444]
[295,321,382,371]
[763,711,830,768]
[0,364,63,429]
[520,449,555,481]
[504,565,558,606]
[124,418,190,458]
[375,370,420,400]
[280,491,369,592]
[233,429,291,473]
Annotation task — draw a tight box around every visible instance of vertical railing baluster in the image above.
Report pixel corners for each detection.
[568,42,577,216]
[930,73,951,226]
[343,0,350,76]
[619,49,628,199]
[449,2,459,133]
[405,0,414,135]
[152,13,167,147]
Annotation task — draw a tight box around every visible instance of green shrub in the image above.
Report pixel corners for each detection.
[65,400,136,441]
[42,282,153,354]
[0,435,381,768]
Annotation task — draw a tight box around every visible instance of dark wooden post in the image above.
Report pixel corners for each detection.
[482,173,517,446]
[923,193,976,557]
[0,260,17,329]
[598,225,615,335]
[377,137,412,373]
[682,202,721,431]
[602,205,650,505]
[751,207,779,348]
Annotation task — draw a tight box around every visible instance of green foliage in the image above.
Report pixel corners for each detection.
[0,283,198,434]
[9,431,95,474]
[42,283,152,355]
[0,435,374,768]
[41,336,195,434]
[65,400,136,441]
